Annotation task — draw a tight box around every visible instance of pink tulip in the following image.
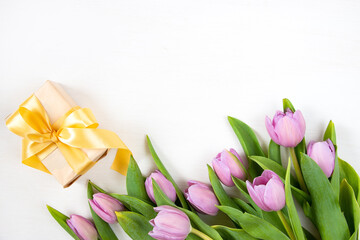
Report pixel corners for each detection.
[66,214,98,240]
[149,206,191,240]
[184,180,219,216]
[265,108,306,147]
[307,139,335,178]
[212,149,248,187]
[145,170,177,204]
[89,193,125,224]
[246,170,285,212]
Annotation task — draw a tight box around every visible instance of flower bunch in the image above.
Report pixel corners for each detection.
[48,99,360,240]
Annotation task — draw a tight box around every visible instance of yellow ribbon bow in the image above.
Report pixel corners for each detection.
[6,94,131,176]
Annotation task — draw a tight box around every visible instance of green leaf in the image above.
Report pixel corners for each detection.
[323,121,340,197]
[285,158,305,240]
[213,225,257,240]
[249,156,298,186]
[323,120,337,145]
[340,179,360,235]
[116,211,154,240]
[146,136,189,209]
[232,198,259,216]
[232,177,262,216]
[47,205,81,240]
[228,116,265,177]
[207,165,239,209]
[300,153,350,240]
[269,140,282,165]
[87,182,118,240]
[110,194,156,220]
[180,208,223,240]
[152,180,176,207]
[339,158,360,204]
[218,206,289,240]
[282,98,295,112]
[126,156,151,203]
[89,180,107,194]
[186,234,202,240]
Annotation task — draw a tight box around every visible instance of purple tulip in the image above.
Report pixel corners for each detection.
[212,149,248,187]
[265,108,306,147]
[145,170,177,204]
[184,180,219,216]
[307,139,335,178]
[246,170,285,212]
[88,193,125,224]
[66,214,98,240]
[149,206,191,240]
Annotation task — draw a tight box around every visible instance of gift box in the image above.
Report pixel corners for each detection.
[6,81,131,187]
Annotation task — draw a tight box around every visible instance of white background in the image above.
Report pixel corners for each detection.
[1,0,360,239]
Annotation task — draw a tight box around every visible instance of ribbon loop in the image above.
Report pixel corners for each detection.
[6,94,131,177]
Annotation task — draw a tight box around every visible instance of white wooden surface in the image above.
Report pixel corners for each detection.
[1,0,360,239]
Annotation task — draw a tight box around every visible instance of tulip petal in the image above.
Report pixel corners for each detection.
[230,148,248,169]
[263,179,285,211]
[89,199,116,224]
[293,110,306,136]
[274,117,303,147]
[246,181,271,211]
[212,158,233,186]
[266,116,280,145]
[261,170,282,183]
[187,184,219,215]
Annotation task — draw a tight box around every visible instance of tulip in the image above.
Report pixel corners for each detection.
[265,108,306,147]
[212,149,248,187]
[246,170,285,212]
[149,206,191,240]
[88,193,125,224]
[66,214,98,240]
[307,139,335,178]
[184,180,219,216]
[145,170,177,204]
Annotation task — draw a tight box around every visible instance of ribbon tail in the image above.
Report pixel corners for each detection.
[56,142,95,175]
[22,155,51,174]
[111,148,132,175]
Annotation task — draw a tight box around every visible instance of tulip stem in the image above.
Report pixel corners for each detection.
[277,211,296,240]
[289,148,308,193]
[190,228,213,240]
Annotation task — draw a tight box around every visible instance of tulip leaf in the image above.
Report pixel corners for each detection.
[152,180,176,207]
[300,153,350,240]
[218,206,290,240]
[110,194,156,220]
[340,179,360,235]
[269,140,282,165]
[285,158,306,240]
[186,234,202,240]
[116,211,154,240]
[87,182,118,240]
[89,180,107,194]
[249,156,298,186]
[282,98,295,112]
[47,205,81,240]
[323,120,337,145]
[339,158,360,204]
[146,136,190,210]
[232,177,262,216]
[228,116,265,177]
[126,156,151,204]
[212,225,257,240]
[179,208,223,240]
[207,165,239,209]
[232,198,259,216]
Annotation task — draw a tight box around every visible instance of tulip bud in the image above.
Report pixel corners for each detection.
[307,139,335,178]
[88,193,125,224]
[149,206,191,240]
[184,180,219,216]
[145,170,177,204]
[265,108,306,147]
[212,149,248,187]
[66,214,98,240]
[246,170,285,212]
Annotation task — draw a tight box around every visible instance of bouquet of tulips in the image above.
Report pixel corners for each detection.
[48,99,360,240]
